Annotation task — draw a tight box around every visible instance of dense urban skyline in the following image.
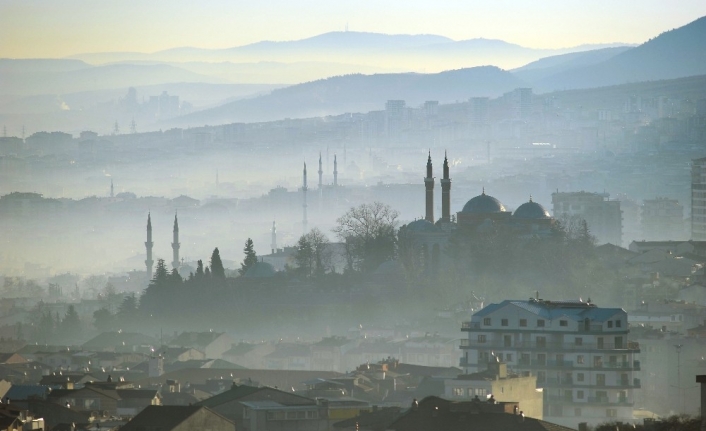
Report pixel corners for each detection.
[2,0,706,58]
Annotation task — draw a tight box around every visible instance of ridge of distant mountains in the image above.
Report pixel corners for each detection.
[519,16,706,91]
[168,66,529,126]
[68,31,631,72]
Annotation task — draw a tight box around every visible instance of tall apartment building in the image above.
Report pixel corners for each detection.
[641,197,685,240]
[692,157,706,240]
[552,191,622,246]
[460,298,640,427]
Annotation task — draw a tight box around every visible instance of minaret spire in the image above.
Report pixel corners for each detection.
[171,213,180,271]
[425,151,435,223]
[271,221,277,254]
[302,162,308,234]
[110,179,114,198]
[333,155,338,187]
[441,151,452,223]
[318,153,323,190]
[145,213,154,279]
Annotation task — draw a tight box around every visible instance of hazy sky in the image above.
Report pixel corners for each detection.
[2,0,706,58]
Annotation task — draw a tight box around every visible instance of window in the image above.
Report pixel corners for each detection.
[286,412,297,420]
[577,390,584,399]
[537,319,545,327]
[560,320,568,327]
[506,353,512,362]
[520,319,527,327]
[577,373,585,382]
[575,337,583,346]
[483,318,491,326]
[478,335,487,343]
[306,411,318,419]
[537,353,546,365]
[594,356,603,367]
[607,321,613,328]
[536,336,546,348]
[501,318,508,327]
[577,355,584,364]
[475,388,487,396]
[453,388,464,397]
[467,388,474,396]
[616,319,622,328]
[596,374,606,386]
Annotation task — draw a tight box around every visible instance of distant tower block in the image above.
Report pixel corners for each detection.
[271,221,277,254]
[441,152,452,223]
[171,214,180,271]
[302,162,309,234]
[333,155,338,187]
[145,213,154,279]
[425,151,435,223]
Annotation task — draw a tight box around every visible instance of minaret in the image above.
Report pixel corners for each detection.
[333,155,338,187]
[145,213,154,279]
[110,179,114,198]
[302,162,308,234]
[425,151,435,223]
[318,153,323,190]
[171,213,180,271]
[441,151,452,223]
[271,221,277,254]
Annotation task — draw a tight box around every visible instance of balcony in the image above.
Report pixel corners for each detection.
[457,339,640,353]
[461,321,481,330]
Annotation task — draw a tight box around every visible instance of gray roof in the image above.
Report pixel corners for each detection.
[474,299,623,322]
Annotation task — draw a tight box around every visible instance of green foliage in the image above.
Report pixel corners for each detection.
[210,247,226,279]
[239,238,258,276]
[93,307,114,332]
[293,228,331,278]
[333,201,399,273]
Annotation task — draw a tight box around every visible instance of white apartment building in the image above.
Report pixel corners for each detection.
[692,157,706,240]
[460,298,640,427]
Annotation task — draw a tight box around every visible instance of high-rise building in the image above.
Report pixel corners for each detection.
[460,298,640,427]
[641,198,685,240]
[552,191,622,245]
[692,157,706,240]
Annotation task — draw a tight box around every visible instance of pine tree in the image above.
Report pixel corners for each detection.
[61,305,81,337]
[239,238,258,275]
[210,247,226,279]
[195,260,204,278]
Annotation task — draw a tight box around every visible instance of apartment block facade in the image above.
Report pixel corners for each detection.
[460,298,640,427]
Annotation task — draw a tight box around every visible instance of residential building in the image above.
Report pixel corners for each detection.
[120,405,235,431]
[641,198,685,240]
[692,157,706,240]
[460,298,640,427]
[552,191,622,245]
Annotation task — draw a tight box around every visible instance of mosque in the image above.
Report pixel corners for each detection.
[400,152,556,273]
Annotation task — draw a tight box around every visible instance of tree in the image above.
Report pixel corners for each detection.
[210,248,226,279]
[195,260,204,278]
[333,202,399,273]
[61,305,81,337]
[93,307,114,332]
[239,238,258,275]
[293,228,331,278]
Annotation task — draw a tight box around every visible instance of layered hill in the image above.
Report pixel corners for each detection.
[169,66,529,127]
[527,16,706,90]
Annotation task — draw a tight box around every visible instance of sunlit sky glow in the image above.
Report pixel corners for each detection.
[2,0,706,58]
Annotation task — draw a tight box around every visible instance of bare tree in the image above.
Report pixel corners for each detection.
[293,228,332,278]
[333,201,399,273]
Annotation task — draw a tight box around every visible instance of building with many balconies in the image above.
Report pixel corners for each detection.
[459,298,640,428]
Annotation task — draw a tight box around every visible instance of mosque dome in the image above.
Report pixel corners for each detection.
[243,261,276,278]
[405,219,440,232]
[461,190,506,213]
[513,198,551,219]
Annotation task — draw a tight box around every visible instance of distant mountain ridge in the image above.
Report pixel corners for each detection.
[68,31,632,72]
[168,66,529,127]
[526,16,706,90]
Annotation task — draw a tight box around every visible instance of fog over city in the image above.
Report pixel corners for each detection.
[1,2,706,430]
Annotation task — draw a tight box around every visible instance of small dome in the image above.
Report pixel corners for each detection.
[243,261,276,278]
[461,190,506,213]
[405,219,439,232]
[513,198,551,219]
